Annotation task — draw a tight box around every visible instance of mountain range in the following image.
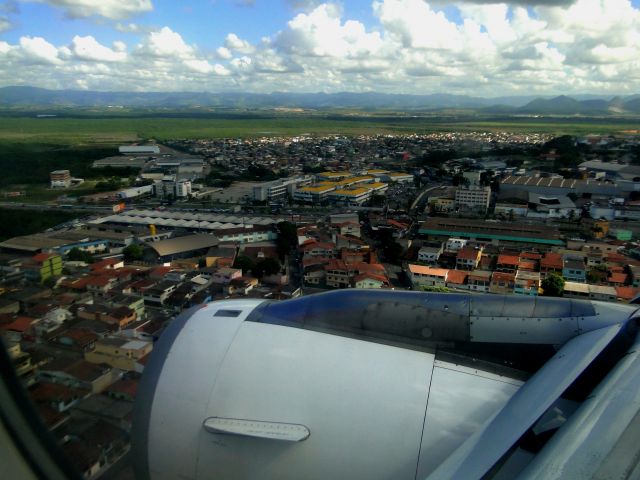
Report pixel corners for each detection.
[1,86,640,115]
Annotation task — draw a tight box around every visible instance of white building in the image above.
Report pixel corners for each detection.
[119,145,160,155]
[174,180,192,198]
[418,244,443,264]
[455,186,491,213]
[252,176,313,202]
[445,238,468,252]
[50,170,71,188]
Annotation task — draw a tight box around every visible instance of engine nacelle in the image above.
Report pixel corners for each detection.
[132,291,638,480]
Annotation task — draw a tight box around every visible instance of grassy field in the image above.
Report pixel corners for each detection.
[0,181,102,203]
[0,208,86,241]
[1,113,639,144]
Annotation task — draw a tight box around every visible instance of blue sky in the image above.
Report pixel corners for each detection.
[1,1,640,95]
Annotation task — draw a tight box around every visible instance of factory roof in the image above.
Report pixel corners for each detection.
[146,234,219,257]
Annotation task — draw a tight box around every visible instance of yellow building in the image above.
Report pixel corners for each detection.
[85,337,153,372]
[294,184,337,203]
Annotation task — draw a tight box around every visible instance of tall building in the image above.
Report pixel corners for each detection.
[455,186,491,213]
[50,170,71,188]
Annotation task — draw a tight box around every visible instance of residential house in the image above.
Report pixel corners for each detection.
[55,328,99,352]
[418,244,443,265]
[456,247,482,271]
[301,241,337,258]
[38,359,120,394]
[1,316,37,342]
[446,270,468,290]
[489,272,516,295]
[589,284,618,302]
[29,382,89,412]
[445,238,467,252]
[85,336,153,372]
[514,271,541,296]
[496,254,520,273]
[142,281,180,305]
[227,277,259,296]
[353,272,389,289]
[325,259,350,289]
[210,267,242,285]
[334,221,361,238]
[608,272,628,287]
[563,258,587,283]
[468,270,492,293]
[540,252,564,278]
[408,265,449,289]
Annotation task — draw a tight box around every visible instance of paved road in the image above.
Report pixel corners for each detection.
[410,184,441,212]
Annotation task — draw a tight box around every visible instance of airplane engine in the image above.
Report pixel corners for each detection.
[132,290,640,480]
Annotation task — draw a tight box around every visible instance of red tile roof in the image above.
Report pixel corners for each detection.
[541,252,563,269]
[497,254,520,266]
[354,272,389,284]
[106,378,138,399]
[616,286,640,301]
[2,316,35,333]
[446,270,468,285]
[518,259,538,271]
[32,253,56,263]
[608,272,628,284]
[491,272,516,282]
[457,248,481,261]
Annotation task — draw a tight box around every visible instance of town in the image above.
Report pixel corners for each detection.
[1,129,640,477]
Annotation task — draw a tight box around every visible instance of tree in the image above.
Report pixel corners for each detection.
[234,255,255,275]
[254,257,281,278]
[66,247,94,263]
[542,272,565,297]
[383,241,405,264]
[276,221,297,259]
[123,244,144,262]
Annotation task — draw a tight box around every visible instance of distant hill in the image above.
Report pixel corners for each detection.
[0,86,639,114]
[516,94,640,115]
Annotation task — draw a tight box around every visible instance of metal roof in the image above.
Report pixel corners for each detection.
[147,234,219,257]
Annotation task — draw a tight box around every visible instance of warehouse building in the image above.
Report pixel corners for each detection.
[419,218,564,248]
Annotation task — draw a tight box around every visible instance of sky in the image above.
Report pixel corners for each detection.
[1,0,640,96]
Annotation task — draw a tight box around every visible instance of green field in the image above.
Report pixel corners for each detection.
[0,113,639,144]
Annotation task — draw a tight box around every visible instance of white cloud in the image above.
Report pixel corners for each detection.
[216,46,233,59]
[27,0,152,20]
[18,36,61,64]
[184,59,214,74]
[139,26,194,58]
[3,0,640,96]
[224,33,255,54]
[276,3,383,58]
[70,35,127,62]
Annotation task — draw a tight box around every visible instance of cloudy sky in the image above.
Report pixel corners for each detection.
[1,0,639,96]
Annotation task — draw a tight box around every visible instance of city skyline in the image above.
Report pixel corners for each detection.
[1,1,640,96]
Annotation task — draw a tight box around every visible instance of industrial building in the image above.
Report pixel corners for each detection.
[419,218,564,247]
[90,210,286,234]
[118,145,160,155]
[500,175,619,196]
[143,234,219,263]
